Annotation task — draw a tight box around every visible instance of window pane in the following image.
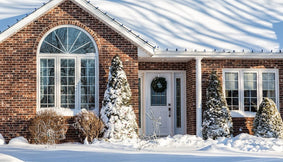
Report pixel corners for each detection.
[151,77,167,106]
[40,59,55,108]
[175,78,181,128]
[262,73,276,103]
[61,59,75,109]
[151,87,167,106]
[40,27,95,54]
[71,32,95,54]
[138,78,141,128]
[244,73,257,112]
[224,72,239,110]
[81,59,96,110]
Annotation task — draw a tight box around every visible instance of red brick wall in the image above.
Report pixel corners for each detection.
[201,59,283,135]
[233,117,254,136]
[0,0,138,142]
[186,60,196,135]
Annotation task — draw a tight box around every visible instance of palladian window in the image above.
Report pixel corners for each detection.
[38,25,98,115]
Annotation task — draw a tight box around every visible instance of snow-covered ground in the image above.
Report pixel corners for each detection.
[0,134,283,162]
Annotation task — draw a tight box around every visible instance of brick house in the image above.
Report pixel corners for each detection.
[0,0,283,141]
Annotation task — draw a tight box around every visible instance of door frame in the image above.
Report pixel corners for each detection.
[138,70,186,137]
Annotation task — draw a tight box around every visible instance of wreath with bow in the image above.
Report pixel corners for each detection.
[151,77,167,92]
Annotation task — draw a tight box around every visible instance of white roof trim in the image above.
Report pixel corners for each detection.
[154,51,283,59]
[0,0,155,56]
[138,51,283,62]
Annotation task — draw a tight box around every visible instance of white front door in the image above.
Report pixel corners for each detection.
[145,72,172,136]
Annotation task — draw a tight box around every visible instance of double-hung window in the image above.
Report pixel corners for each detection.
[223,69,278,115]
[37,25,98,115]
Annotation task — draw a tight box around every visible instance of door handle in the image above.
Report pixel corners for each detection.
[168,108,171,117]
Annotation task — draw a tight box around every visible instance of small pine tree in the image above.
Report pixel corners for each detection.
[202,71,233,140]
[253,98,283,138]
[100,55,138,140]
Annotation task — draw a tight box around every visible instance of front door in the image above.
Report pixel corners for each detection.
[145,72,172,136]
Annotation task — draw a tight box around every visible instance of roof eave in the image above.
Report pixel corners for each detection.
[139,51,283,62]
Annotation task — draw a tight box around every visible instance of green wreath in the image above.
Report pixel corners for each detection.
[151,77,167,92]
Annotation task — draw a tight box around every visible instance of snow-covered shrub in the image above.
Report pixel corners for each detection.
[253,98,283,138]
[202,71,233,140]
[100,55,138,140]
[8,136,29,145]
[74,110,104,143]
[28,110,68,144]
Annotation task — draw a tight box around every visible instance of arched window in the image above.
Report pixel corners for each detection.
[37,25,98,115]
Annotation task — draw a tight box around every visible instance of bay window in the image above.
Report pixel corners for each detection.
[37,25,98,115]
[223,69,278,113]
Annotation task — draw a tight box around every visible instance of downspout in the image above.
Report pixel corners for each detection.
[196,57,202,137]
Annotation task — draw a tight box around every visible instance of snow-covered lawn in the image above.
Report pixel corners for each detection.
[0,134,283,162]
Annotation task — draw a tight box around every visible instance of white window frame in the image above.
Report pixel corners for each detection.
[223,69,279,117]
[37,25,99,116]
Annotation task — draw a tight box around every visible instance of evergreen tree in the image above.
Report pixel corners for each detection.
[100,55,138,140]
[202,71,233,140]
[253,98,283,138]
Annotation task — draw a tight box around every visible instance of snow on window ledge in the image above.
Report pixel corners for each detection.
[230,111,256,118]
[37,108,99,116]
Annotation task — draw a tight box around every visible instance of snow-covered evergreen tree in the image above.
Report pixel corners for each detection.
[202,71,233,140]
[100,55,138,140]
[253,98,283,139]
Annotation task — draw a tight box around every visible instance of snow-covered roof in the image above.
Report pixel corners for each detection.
[1,0,283,53]
[92,0,283,52]
[0,0,155,55]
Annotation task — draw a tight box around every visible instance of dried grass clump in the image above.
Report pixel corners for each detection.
[74,110,104,143]
[28,110,68,144]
